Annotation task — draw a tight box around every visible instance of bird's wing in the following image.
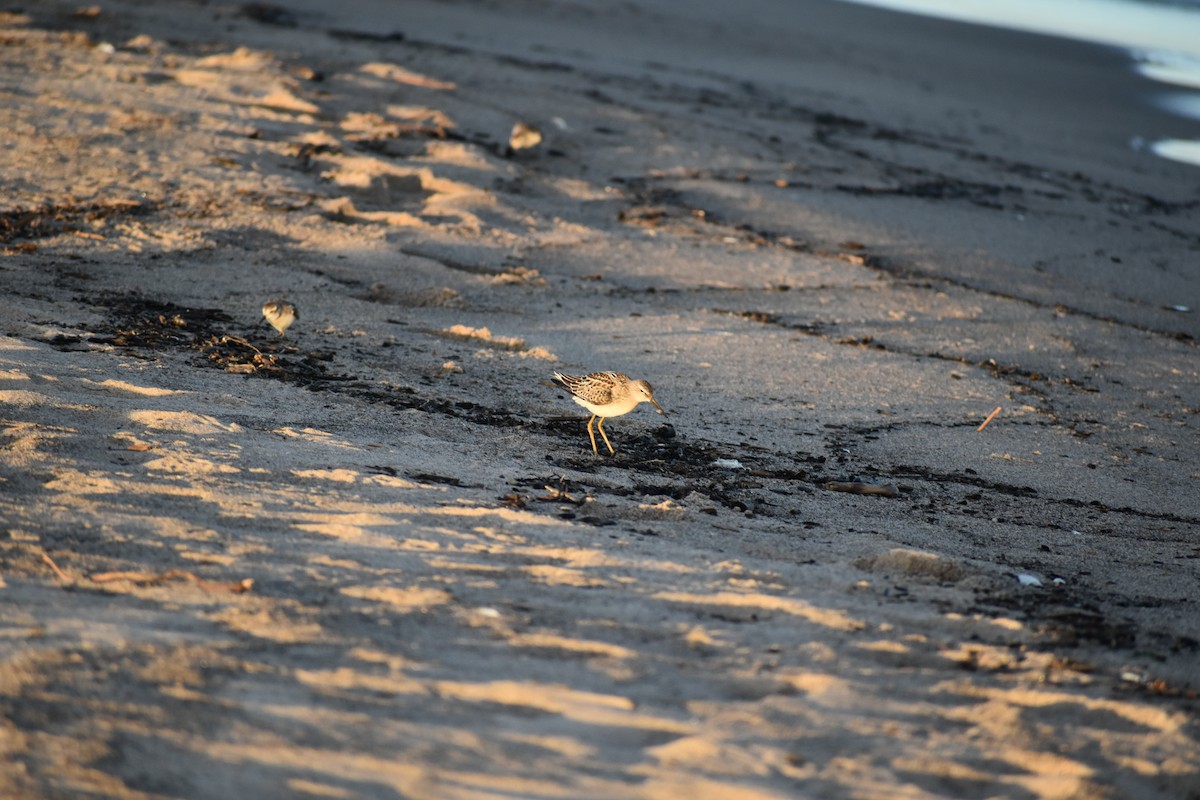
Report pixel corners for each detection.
[557,372,616,405]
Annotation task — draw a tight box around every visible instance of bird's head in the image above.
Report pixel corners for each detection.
[632,379,666,415]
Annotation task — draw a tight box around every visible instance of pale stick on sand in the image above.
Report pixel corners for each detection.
[262,300,298,336]
[977,406,1003,432]
[553,371,666,456]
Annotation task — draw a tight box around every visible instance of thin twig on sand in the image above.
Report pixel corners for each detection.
[977,406,1002,432]
[90,568,254,594]
[40,550,73,584]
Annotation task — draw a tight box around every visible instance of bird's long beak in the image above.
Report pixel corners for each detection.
[651,399,666,416]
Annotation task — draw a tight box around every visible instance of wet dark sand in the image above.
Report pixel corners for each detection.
[299,0,1200,331]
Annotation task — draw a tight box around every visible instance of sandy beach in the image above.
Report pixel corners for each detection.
[2,0,1198,797]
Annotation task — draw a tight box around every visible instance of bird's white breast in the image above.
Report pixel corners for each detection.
[572,394,640,418]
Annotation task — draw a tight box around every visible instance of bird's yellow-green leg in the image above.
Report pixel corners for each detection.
[597,417,616,454]
[586,415,600,456]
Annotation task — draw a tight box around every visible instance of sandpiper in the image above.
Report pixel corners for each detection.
[508,121,543,152]
[262,300,298,336]
[553,371,665,456]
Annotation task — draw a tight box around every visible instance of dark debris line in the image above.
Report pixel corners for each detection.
[91,293,1200,531]
[87,282,1200,658]
[0,199,152,252]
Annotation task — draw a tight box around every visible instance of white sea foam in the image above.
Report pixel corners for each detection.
[839,0,1200,166]
[838,0,1200,58]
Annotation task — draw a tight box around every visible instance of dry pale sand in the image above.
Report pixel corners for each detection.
[1,1,1199,798]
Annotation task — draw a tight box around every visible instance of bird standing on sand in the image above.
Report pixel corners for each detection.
[262,300,298,336]
[553,371,666,456]
[508,122,543,152]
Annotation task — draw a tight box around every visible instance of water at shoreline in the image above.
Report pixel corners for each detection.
[838,0,1200,168]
